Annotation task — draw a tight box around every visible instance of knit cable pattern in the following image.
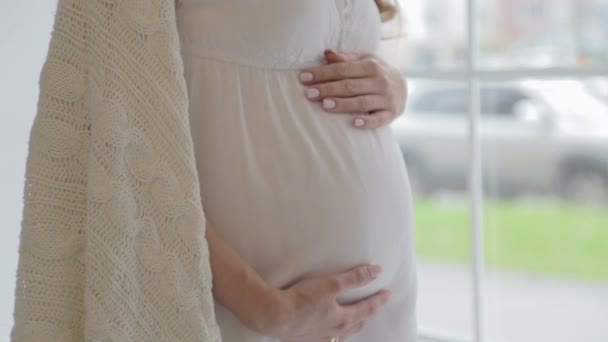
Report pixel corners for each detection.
[11,0,222,340]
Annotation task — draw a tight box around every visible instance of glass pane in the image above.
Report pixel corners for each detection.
[391,79,474,340]
[479,0,608,68]
[481,78,608,342]
[388,0,467,70]
[587,76,608,103]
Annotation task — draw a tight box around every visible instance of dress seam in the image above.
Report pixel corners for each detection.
[180,49,322,72]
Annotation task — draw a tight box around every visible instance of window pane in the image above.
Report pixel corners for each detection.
[396,0,467,70]
[481,87,529,116]
[479,0,608,68]
[391,79,473,340]
[391,0,608,70]
[413,86,468,113]
[394,77,608,341]
[481,78,608,342]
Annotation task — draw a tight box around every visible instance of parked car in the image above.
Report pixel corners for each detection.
[391,79,608,204]
[585,77,608,105]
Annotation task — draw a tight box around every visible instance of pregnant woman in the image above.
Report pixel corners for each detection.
[176,0,417,341]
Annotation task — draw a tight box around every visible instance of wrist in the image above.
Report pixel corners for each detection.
[241,285,293,336]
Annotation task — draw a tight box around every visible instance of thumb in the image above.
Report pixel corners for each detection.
[324,49,361,63]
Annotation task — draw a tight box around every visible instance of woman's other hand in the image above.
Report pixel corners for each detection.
[205,222,389,341]
[299,49,408,129]
[260,264,391,342]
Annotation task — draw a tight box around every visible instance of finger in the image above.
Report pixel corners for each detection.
[352,110,396,129]
[341,320,368,339]
[331,311,370,339]
[324,49,362,63]
[299,59,383,85]
[341,289,391,323]
[306,78,386,100]
[324,50,349,64]
[321,95,387,114]
[324,264,382,296]
[326,49,376,62]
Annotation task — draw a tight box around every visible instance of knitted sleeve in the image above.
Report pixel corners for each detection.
[11,0,222,340]
[11,0,91,339]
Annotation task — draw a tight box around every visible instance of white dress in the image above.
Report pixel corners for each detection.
[176,1,417,341]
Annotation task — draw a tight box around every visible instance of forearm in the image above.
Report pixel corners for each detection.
[205,220,286,334]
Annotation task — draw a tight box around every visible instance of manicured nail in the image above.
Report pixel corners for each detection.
[323,99,336,109]
[307,88,320,99]
[370,265,382,279]
[299,72,314,82]
[354,118,366,127]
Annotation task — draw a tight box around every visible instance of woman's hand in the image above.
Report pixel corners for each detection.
[204,222,390,341]
[260,264,391,342]
[299,49,408,129]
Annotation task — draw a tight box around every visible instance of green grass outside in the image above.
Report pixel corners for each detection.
[413,198,608,281]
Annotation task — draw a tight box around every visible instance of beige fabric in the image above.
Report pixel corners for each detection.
[11,0,221,340]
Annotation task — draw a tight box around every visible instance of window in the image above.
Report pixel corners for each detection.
[388,1,608,342]
[414,88,468,114]
[480,87,528,116]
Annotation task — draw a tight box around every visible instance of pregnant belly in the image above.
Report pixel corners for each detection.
[186,59,414,303]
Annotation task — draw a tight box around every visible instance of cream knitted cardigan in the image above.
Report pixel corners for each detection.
[11,0,221,340]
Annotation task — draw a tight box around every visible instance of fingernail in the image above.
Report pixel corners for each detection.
[299,72,314,82]
[370,265,382,279]
[323,99,336,109]
[307,88,320,99]
[354,118,366,127]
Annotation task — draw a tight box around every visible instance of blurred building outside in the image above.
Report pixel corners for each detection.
[399,0,608,69]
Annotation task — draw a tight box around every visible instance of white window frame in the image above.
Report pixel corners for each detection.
[411,1,608,341]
